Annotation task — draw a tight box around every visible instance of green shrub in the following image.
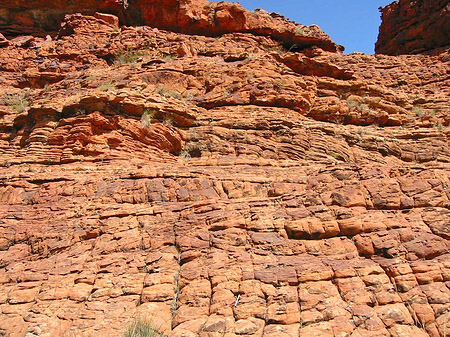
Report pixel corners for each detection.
[294,27,306,37]
[162,55,177,63]
[115,48,141,65]
[269,45,286,54]
[97,81,116,91]
[346,97,367,112]
[434,122,444,131]
[156,86,182,100]
[2,92,29,112]
[179,143,202,162]
[124,319,164,337]
[141,109,155,128]
[412,106,424,117]
[288,44,298,52]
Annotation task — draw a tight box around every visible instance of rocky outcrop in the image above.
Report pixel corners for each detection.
[0,6,449,337]
[0,0,341,52]
[376,0,450,55]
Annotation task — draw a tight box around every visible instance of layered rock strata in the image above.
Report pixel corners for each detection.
[0,0,341,52]
[0,5,449,337]
[376,0,450,55]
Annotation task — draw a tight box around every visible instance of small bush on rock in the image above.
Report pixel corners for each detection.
[141,109,155,128]
[97,81,116,91]
[115,48,141,65]
[2,92,29,112]
[124,319,164,337]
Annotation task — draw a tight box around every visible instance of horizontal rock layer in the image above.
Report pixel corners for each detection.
[0,0,341,52]
[0,11,449,337]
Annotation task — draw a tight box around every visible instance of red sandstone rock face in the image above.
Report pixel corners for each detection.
[0,0,341,52]
[376,0,450,55]
[0,5,449,337]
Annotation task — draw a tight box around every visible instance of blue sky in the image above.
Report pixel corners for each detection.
[210,0,394,54]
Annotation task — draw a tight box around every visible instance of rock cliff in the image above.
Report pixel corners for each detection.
[0,1,449,337]
[0,0,341,52]
[376,0,450,55]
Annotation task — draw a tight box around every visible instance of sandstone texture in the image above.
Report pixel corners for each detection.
[0,1,450,337]
[376,0,450,55]
[0,0,340,52]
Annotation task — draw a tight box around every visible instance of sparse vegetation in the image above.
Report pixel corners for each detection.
[274,80,284,93]
[97,81,116,91]
[288,44,299,52]
[2,92,29,113]
[75,109,87,116]
[184,92,194,102]
[141,109,156,128]
[269,45,286,54]
[85,75,98,81]
[162,55,177,63]
[406,303,426,331]
[294,27,306,37]
[162,116,174,126]
[357,127,365,137]
[346,98,359,109]
[412,106,424,117]
[156,86,182,100]
[346,97,367,112]
[172,248,181,317]
[223,88,232,98]
[179,143,202,162]
[179,149,191,162]
[172,269,180,316]
[245,54,256,61]
[207,6,217,22]
[61,329,78,337]
[123,318,165,337]
[329,152,341,160]
[115,48,141,65]
[434,122,444,131]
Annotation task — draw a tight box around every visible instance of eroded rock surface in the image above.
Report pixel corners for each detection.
[0,5,449,337]
[376,0,450,55]
[0,0,341,52]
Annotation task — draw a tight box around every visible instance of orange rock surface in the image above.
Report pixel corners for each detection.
[0,1,449,337]
[0,0,340,52]
[376,0,450,55]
